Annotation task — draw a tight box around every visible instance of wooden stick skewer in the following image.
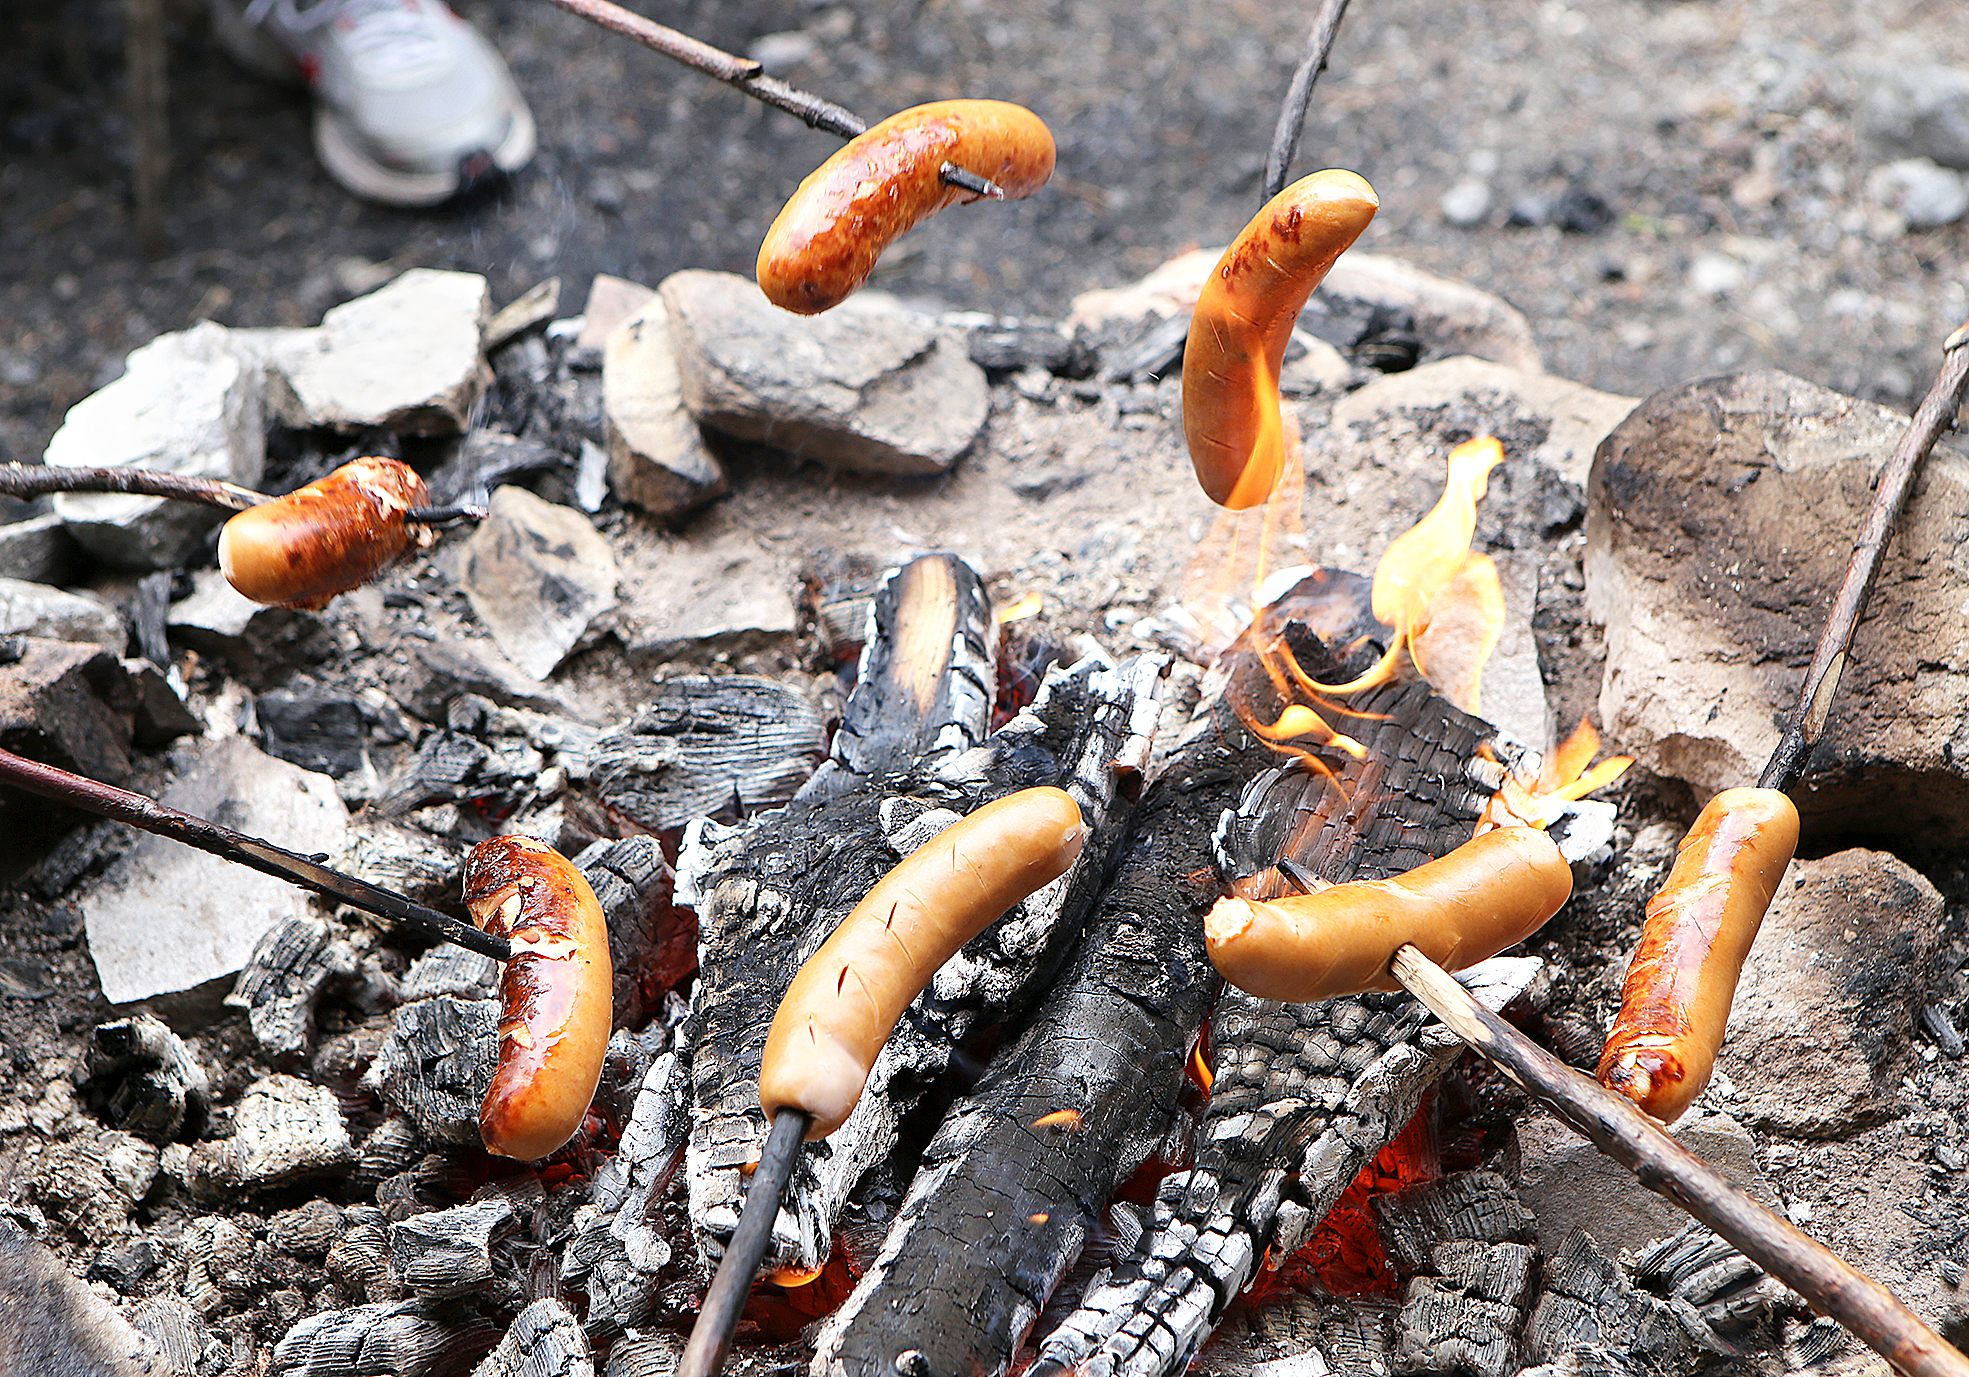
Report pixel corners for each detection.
[538,0,1005,199]
[0,747,511,963]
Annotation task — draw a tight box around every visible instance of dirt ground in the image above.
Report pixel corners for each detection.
[3,0,1968,476]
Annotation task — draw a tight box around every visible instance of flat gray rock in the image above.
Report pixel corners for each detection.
[0,513,81,585]
[0,576,125,650]
[81,734,347,1008]
[1714,848,1943,1137]
[455,485,619,680]
[267,268,490,435]
[1583,369,1969,841]
[45,320,266,571]
[603,298,726,517]
[661,269,989,476]
[1515,1108,1772,1259]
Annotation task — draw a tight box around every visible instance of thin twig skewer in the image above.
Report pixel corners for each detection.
[1759,319,1969,791]
[0,464,269,512]
[539,0,1004,199]
[1391,947,1969,1377]
[1262,0,1355,203]
[676,1107,811,1377]
[0,747,511,963]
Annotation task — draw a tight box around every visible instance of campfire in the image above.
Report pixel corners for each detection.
[5,6,1969,1375]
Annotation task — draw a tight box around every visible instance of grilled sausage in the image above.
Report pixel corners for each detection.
[1182,169,1379,509]
[1598,788,1799,1124]
[218,456,429,609]
[756,99,1057,315]
[760,786,1086,1138]
[1205,825,1571,1001]
[464,836,614,1161]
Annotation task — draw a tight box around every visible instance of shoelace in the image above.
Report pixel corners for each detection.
[243,0,448,71]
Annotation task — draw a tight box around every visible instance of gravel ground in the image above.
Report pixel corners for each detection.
[4,0,1968,475]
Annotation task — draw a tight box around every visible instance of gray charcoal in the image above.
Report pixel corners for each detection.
[1429,1241,1537,1311]
[1522,1229,1701,1372]
[389,1196,520,1300]
[590,676,825,831]
[181,1216,255,1316]
[258,687,374,779]
[471,1299,593,1377]
[83,1012,209,1144]
[270,1299,502,1377]
[603,1328,681,1377]
[85,1235,157,1290]
[187,1073,356,1201]
[401,943,502,1003]
[269,1200,349,1259]
[574,834,680,1030]
[227,914,363,1060]
[125,1295,226,1376]
[352,1118,428,1199]
[1370,1172,1538,1276]
[26,1132,160,1246]
[366,996,499,1147]
[325,1208,397,1303]
[336,819,469,909]
[1392,1277,1519,1377]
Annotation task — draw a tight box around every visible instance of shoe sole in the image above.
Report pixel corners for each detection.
[313,71,536,207]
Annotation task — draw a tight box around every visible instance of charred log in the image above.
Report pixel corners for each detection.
[270,1299,502,1377]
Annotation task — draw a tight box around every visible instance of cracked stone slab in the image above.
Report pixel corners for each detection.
[661,268,989,476]
[45,320,266,571]
[454,485,620,680]
[1584,369,1969,841]
[80,734,347,1009]
[603,297,726,517]
[265,268,490,435]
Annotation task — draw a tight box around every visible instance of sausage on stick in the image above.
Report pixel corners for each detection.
[218,456,431,610]
[464,836,614,1161]
[1182,169,1379,509]
[760,786,1086,1139]
[757,99,1056,315]
[1206,825,1572,1002]
[1598,788,1799,1124]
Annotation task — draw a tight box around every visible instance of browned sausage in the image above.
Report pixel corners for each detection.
[1598,788,1799,1124]
[760,786,1085,1138]
[217,456,429,610]
[464,836,614,1161]
[756,99,1057,315]
[1205,825,1572,1002]
[1182,169,1379,509]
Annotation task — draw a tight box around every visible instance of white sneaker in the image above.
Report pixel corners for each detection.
[211,0,537,206]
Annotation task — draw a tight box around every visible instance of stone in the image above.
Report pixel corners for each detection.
[187,1073,356,1200]
[575,272,658,353]
[1319,253,1544,372]
[1441,176,1493,227]
[0,1223,165,1376]
[0,577,124,650]
[80,734,347,1009]
[1713,848,1942,1137]
[1515,1108,1773,1259]
[1583,370,1969,841]
[1329,355,1639,491]
[165,566,337,678]
[0,512,82,585]
[1851,59,1969,171]
[44,321,266,571]
[401,639,589,722]
[611,525,801,662]
[454,485,619,680]
[603,298,726,517]
[24,1131,161,1245]
[1864,157,1969,229]
[266,268,490,435]
[0,637,134,783]
[661,269,989,476]
[123,659,201,745]
[484,277,561,352]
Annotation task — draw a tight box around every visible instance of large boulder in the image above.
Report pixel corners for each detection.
[1585,370,1969,841]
